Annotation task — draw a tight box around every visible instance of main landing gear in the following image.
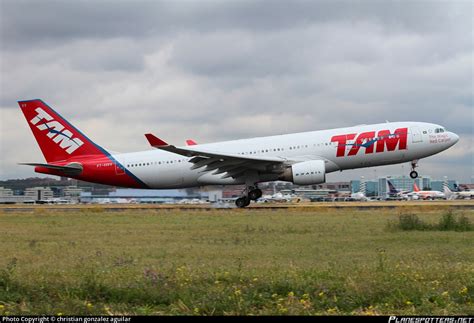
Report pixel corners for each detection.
[410,160,419,179]
[235,186,262,208]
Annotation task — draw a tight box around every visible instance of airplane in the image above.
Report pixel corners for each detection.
[260,192,295,203]
[350,191,368,201]
[410,183,445,200]
[443,186,474,200]
[386,180,411,200]
[18,99,459,208]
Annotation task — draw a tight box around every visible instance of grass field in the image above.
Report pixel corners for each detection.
[0,206,473,315]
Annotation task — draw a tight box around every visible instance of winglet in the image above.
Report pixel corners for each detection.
[145,134,169,148]
[186,139,197,146]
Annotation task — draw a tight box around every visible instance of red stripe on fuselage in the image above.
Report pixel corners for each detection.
[35,157,143,188]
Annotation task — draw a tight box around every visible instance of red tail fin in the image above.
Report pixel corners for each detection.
[413,182,420,192]
[19,99,107,163]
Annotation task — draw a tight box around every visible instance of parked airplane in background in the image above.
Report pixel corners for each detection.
[444,186,474,200]
[386,180,410,200]
[350,191,368,201]
[19,99,459,207]
[260,192,295,203]
[411,183,445,200]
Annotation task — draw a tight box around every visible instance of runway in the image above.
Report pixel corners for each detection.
[1,200,473,213]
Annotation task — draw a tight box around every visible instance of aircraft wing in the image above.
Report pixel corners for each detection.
[145,134,286,179]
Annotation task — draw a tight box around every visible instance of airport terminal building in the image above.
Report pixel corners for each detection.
[351,176,459,197]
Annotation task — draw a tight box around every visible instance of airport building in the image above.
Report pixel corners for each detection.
[79,188,212,204]
[350,179,380,197]
[351,176,459,197]
[0,177,464,204]
[280,188,339,201]
[0,187,27,204]
[0,187,13,198]
[24,187,54,201]
[61,186,83,202]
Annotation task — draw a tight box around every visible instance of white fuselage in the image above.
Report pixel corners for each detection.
[410,191,446,199]
[456,190,474,198]
[111,121,458,189]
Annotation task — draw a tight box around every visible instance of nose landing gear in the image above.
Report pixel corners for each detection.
[410,160,419,179]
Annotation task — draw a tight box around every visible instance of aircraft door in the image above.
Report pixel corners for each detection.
[115,163,126,175]
[411,126,423,143]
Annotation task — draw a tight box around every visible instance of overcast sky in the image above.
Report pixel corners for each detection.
[0,0,472,183]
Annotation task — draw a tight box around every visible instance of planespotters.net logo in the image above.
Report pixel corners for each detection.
[389,317,473,323]
[1,316,131,322]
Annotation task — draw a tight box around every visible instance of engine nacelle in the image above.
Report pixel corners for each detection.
[279,160,326,185]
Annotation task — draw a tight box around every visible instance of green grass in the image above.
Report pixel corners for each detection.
[0,207,473,315]
[388,211,474,232]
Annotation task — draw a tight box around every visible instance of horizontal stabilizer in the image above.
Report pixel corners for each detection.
[19,162,83,175]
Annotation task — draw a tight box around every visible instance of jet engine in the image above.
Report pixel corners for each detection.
[279,160,326,185]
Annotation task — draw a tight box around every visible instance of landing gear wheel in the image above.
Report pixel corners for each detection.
[244,198,251,206]
[409,160,419,179]
[235,196,251,208]
[248,188,263,200]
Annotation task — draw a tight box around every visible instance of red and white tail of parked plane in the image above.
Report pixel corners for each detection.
[18,99,459,207]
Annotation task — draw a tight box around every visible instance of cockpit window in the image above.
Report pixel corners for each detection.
[434,128,445,133]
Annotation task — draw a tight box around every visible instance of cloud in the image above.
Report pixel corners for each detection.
[0,0,472,182]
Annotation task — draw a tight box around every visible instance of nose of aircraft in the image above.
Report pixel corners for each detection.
[451,132,460,144]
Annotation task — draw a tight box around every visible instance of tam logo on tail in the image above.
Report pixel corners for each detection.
[29,107,84,154]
